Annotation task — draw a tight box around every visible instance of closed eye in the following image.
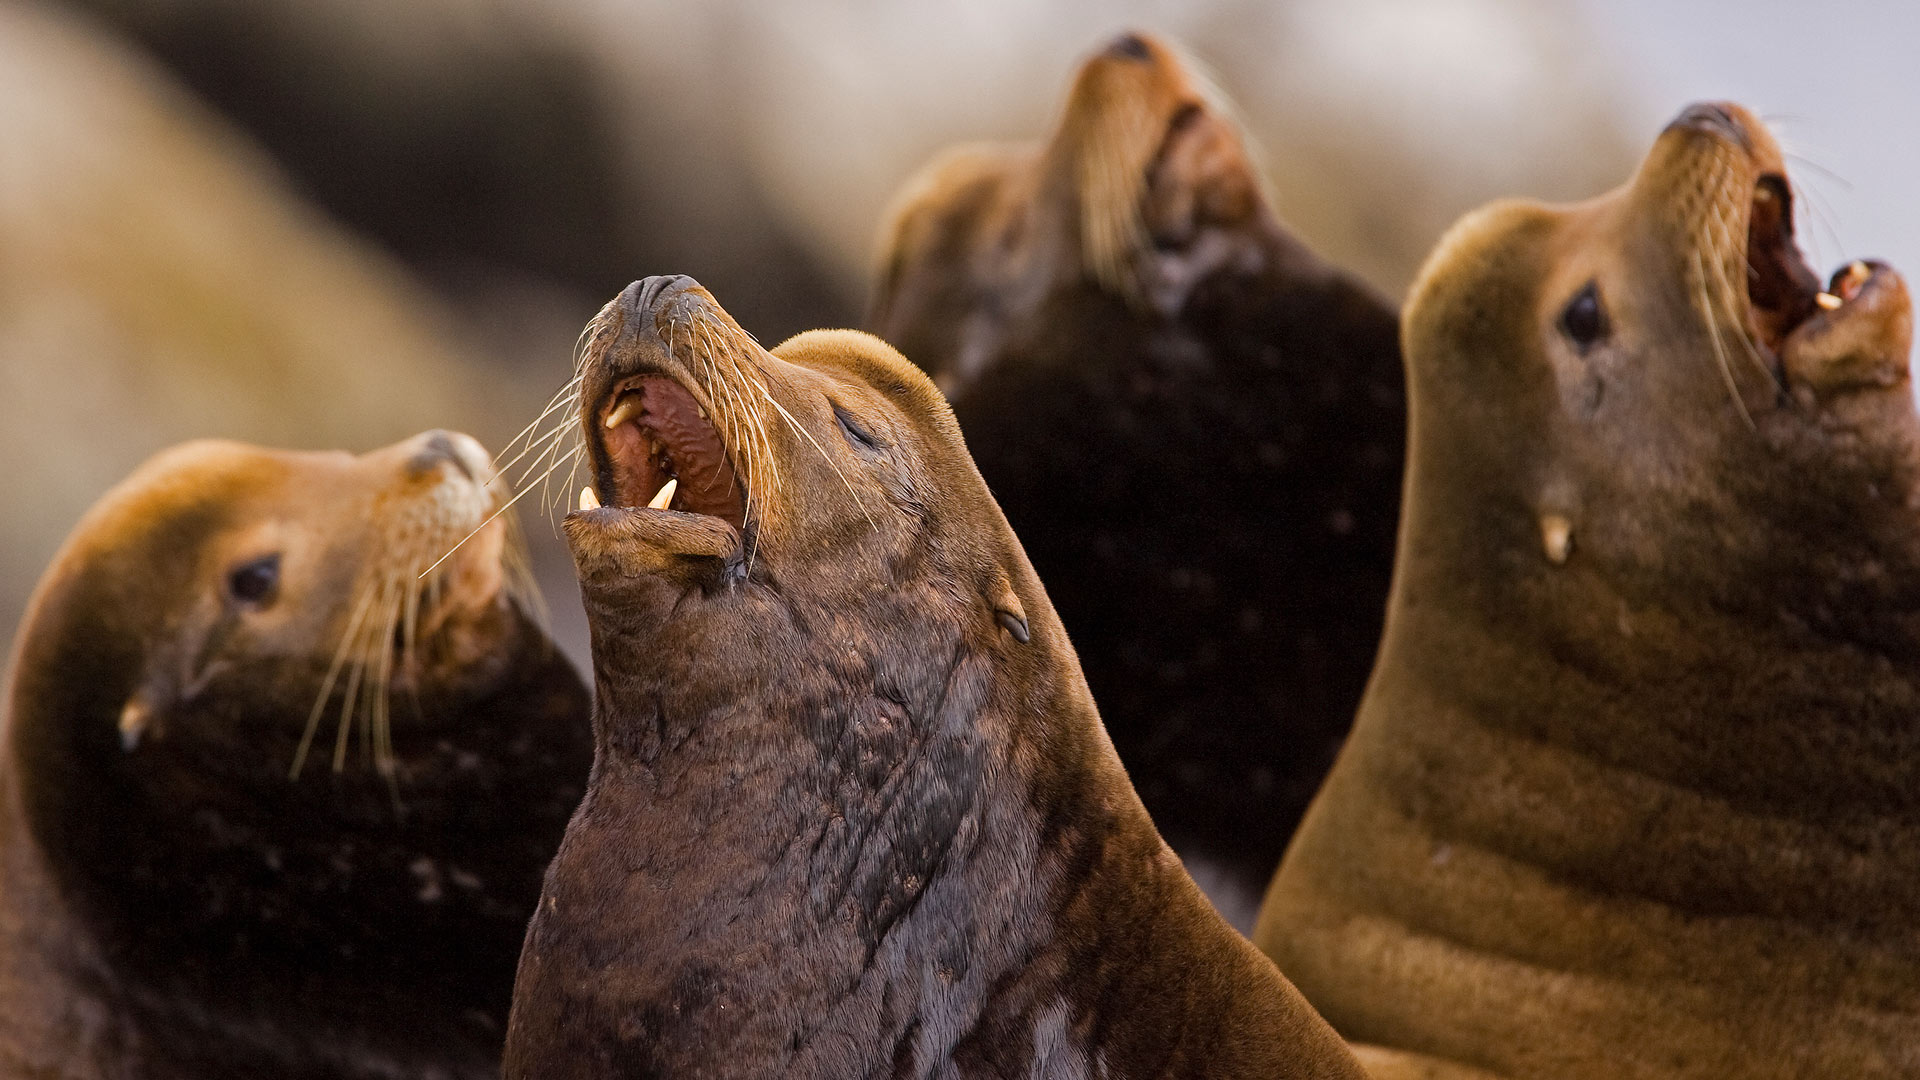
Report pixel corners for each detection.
[833,403,883,452]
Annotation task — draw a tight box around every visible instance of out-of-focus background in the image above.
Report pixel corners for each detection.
[2,0,1910,673]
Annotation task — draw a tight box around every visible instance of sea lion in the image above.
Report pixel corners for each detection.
[1254,102,1920,1078]
[869,30,1404,904]
[502,275,1365,1079]
[0,431,592,1079]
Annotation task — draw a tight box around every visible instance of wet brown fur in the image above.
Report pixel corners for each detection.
[1256,104,1920,1079]
[869,32,1405,896]
[504,277,1365,1079]
[0,434,591,1079]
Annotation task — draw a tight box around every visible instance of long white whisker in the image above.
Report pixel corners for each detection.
[1695,248,1756,431]
[417,444,582,580]
[330,585,382,773]
[1702,201,1779,386]
[752,364,878,533]
[291,582,379,779]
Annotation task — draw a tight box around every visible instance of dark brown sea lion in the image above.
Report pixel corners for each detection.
[503,275,1365,1080]
[1255,102,1920,1079]
[869,31,1404,905]
[0,431,592,1079]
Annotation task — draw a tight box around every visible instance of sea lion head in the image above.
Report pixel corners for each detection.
[1255,104,1920,1075]
[866,31,1402,890]
[9,430,541,784]
[1401,100,1918,631]
[871,30,1276,390]
[567,274,1052,712]
[4,429,590,1062]
[522,277,1366,1078]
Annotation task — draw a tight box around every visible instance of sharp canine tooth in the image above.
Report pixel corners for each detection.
[1846,261,1871,284]
[578,486,600,511]
[1816,292,1843,310]
[647,477,678,510]
[604,396,641,429]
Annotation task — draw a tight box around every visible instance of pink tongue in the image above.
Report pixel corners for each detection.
[633,377,745,529]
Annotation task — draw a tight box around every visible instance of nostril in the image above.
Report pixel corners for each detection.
[1666,102,1751,151]
[627,274,698,315]
[1104,32,1152,61]
[409,430,474,480]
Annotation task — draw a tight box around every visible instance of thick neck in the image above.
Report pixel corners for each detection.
[1367,510,1920,933]
[514,566,1345,1079]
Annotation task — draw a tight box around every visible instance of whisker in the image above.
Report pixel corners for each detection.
[500,510,550,632]
[292,582,380,779]
[330,588,381,774]
[540,424,584,521]
[749,357,879,533]
[698,322,757,493]
[417,444,582,580]
[369,588,402,780]
[496,376,582,470]
[1702,201,1779,387]
[496,403,580,490]
[1791,172,1849,272]
[1694,248,1757,431]
[700,317,780,497]
[511,416,579,490]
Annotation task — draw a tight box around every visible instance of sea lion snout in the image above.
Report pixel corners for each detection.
[403,428,490,483]
[568,275,755,573]
[1101,31,1154,62]
[617,273,700,323]
[1662,100,1753,151]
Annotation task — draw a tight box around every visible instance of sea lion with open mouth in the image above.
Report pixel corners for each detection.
[870,31,1404,902]
[1255,102,1920,1079]
[503,275,1366,1080]
[0,431,591,1079]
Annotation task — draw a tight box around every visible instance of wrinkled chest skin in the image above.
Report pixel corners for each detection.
[508,581,1357,1080]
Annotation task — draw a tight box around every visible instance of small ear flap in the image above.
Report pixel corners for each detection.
[987,569,1031,645]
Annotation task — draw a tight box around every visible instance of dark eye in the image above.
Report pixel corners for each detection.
[227,554,281,606]
[1559,282,1608,349]
[833,404,881,452]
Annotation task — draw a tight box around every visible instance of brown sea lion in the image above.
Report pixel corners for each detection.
[502,275,1365,1079]
[869,30,1404,906]
[1254,102,1920,1078]
[0,431,592,1079]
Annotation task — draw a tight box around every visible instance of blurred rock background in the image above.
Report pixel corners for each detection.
[4,0,1910,703]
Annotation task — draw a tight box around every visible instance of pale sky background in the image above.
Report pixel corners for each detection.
[1572,0,1918,289]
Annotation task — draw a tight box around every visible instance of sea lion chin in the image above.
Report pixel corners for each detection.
[0,430,591,1079]
[1255,102,1920,1079]
[504,275,1365,1080]
[868,30,1405,908]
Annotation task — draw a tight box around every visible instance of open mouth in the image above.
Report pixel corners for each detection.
[585,374,748,531]
[1743,173,1887,360]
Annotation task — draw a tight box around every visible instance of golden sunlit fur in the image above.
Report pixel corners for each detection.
[870,31,1269,387]
[1258,103,1920,1079]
